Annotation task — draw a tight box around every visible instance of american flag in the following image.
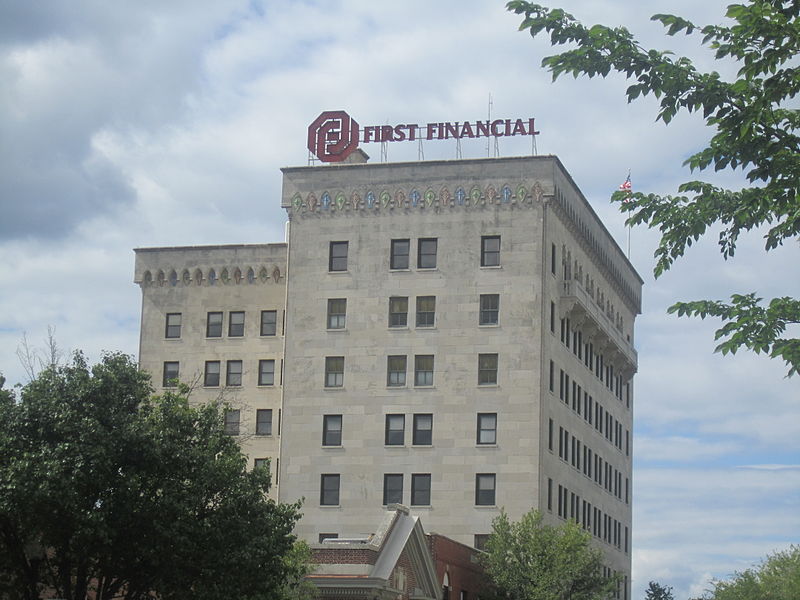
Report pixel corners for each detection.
[619,173,632,192]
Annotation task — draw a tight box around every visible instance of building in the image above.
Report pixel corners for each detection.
[134,154,641,598]
[134,243,287,490]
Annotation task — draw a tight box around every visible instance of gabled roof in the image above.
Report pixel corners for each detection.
[308,505,441,600]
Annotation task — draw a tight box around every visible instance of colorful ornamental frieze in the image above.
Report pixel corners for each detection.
[289,181,545,213]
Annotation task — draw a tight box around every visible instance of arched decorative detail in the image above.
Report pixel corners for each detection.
[156,270,165,287]
[259,267,269,283]
[233,268,242,284]
[143,271,153,286]
[194,268,203,286]
[208,268,217,286]
[247,267,255,284]
[272,266,281,281]
[220,268,230,285]
[181,269,191,285]
[168,270,178,287]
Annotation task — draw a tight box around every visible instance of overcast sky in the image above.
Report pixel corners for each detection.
[1,1,797,597]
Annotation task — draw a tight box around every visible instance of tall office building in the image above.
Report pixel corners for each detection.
[135,154,640,597]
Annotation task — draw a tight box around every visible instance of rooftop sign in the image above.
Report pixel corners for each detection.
[307,110,540,163]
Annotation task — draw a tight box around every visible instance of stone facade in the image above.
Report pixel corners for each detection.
[134,243,287,493]
[278,155,639,596]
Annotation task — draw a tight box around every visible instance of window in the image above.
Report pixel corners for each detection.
[320,474,340,505]
[322,414,342,446]
[550,301,556,333]
[417,238,437,269]
[551,242,557,275]
[224,360,242,386]
[257,359,275,386]
[413,413,433,445]
[204,361,220,386]
[206,312,223,337]
[224,409,240,435]
[477,413,497,445]
[229,311,245,336]
[390,239,410,269]
[479,294,499,325]
[474,534,490,551]
[383,474,403,505]
[162,361,179,387]
[414,355,434,386]
[319,533,338,543]
[389,296,408,327]
[475,473,496,505]
[481,235,500,266]
[327,299,346,329]
[325,356,344,387]
[385,414,405,445]
[478,353,498,385]
[416,296,436,327]
[254,458,269,470]
[411,473,431,506]
[256,409,273,435]
[165,313,181,338]
[260,310,277,336]
[329,241,348,271]
[387,355,407,387]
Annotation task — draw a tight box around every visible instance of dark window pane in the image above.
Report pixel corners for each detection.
[418,238,437,268]
[411,474,431,505]
[261,310,277,336]
[229,311,245,336]
[256,409,272,435]
[383,474,403,505]
[385,414,405,445]
[390,239,410,270]
[323,414,342,446]
[413,413,433,445]
[329,241,348,271]
[206,312,223,337]
[165,313,182,338]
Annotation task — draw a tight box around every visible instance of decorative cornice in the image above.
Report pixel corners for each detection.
[138,264,284,288]
[287,181,545,215]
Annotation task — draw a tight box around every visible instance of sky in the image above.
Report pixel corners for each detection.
[0,1,797,597]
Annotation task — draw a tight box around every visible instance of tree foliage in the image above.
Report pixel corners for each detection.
[0,352,306,600]
[691,545,800,600]
[507,0,800,376]
[481,509,617,600]
[645,580,674,600]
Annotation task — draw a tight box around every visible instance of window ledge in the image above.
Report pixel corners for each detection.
[257,384,275,388]
[320,504,341,508]
[388,326,410,331]
[328,270,349,275]
[322,445,344,450]
[389,268,411,273]
[413,385,436,390]
[478,384,500,389]
[478,323,499,328]
[415,326,437,330]
[324,387,346,391]
[476,444,498,448]
[326,328,347,333]
[384,445,406,449]
[480,265,502,270]
[255,433,273,437]
[475,504,498,509]
[416,267,439,272]
[387,386,408,390]
[411,444,434,449]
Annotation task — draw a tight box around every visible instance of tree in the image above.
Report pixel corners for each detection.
[507,0,800,376]
[481,509,617,600]
[691,545,800,600]
[645,580,674,600]
[0,352,307,600]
